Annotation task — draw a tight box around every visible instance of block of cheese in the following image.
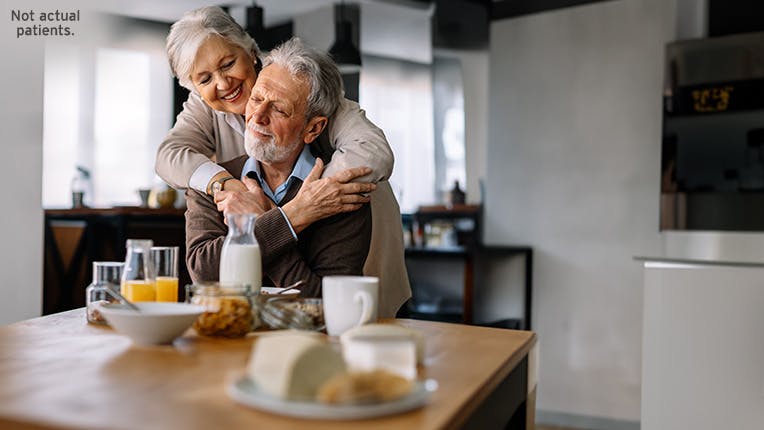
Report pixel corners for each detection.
[247,332,346,400]
[340,324,425,364]
[341,336,417,380]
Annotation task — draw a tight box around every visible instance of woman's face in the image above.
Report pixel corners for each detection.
[191,35,257,115]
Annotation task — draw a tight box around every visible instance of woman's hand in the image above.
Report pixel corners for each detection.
[281,158,377,234]
[215,176,275,220]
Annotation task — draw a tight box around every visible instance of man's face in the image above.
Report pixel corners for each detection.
[243,64,309,164]
[191,35,257,116]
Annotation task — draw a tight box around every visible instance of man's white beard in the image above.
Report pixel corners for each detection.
[245,122,302,163]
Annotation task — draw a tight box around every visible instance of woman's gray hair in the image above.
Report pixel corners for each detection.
[263,37,344,119]
[166,6,260,90]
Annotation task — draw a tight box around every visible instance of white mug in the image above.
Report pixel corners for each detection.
[322,276,379,336]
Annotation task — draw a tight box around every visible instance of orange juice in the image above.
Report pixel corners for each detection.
[123,280,156,302]
[155,276,179,302]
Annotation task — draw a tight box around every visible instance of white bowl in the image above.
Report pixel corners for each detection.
[98,302,205,345]
[260,287,300,295]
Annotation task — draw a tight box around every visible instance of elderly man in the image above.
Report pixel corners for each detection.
[184,38,371,297]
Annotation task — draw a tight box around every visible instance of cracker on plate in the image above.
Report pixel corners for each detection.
[316,369,413,405]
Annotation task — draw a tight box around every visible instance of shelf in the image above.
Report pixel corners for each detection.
[405,245,531,257]
[477,318,524,330]
[412,204,480,220]
[481,245,533,254]
[405,246,469,257]
[407,311,463,324]
[401,204,534,329]
[400,307,463,324]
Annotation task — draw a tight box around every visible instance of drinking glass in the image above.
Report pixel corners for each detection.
[86,261,125,324]
[152,246,179,302]
[121,239,155,302]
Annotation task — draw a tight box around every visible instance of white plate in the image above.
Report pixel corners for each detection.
[260,287,300,295]
[227,376,437,420]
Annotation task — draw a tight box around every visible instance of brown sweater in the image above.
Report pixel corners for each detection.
[184,155,372,298]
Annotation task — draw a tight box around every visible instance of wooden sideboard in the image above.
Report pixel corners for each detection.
[43,207,189,314]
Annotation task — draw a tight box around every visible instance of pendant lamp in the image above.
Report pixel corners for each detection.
[246,3,264,41]
[329,2,362,73]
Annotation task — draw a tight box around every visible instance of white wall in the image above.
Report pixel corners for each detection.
[485,0,674,423]
[0,11,45,324]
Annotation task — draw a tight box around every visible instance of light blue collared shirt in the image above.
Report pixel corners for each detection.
[242,146,315,204]
[241,146,316,239]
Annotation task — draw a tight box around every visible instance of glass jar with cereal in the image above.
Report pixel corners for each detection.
[186,282,258,337]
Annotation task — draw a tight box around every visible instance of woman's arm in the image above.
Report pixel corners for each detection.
[157,95,393,190]
[280,159,375,234]
[155,93,223,191]
[321,98,394,182]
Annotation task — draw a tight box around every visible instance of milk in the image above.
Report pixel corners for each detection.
[219,243,262,292]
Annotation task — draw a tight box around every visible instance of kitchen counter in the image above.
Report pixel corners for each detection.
[638,257,764,429]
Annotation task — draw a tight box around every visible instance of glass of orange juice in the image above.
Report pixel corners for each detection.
[121,239,155,302]
[151,246,179,302]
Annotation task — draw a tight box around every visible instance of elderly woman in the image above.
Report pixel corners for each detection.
[155,6,410,317]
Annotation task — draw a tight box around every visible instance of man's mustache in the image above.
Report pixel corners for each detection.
[246,121,273,138]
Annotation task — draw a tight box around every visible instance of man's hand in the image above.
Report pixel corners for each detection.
[220,178,248,193]
[282,158,377,234]
[215,176,275,220]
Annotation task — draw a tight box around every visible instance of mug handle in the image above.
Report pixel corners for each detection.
[353,290,374,326]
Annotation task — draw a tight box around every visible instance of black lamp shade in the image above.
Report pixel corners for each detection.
[329,21,361,71]
[246,5,264,40]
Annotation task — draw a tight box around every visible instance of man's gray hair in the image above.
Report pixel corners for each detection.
[263,37,344,119]
[166,6,260,90]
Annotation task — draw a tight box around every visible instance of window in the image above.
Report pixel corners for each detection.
[93,48,153,206]
[433,56,466,199]
[359,55,466,213]
[42,19,172,209]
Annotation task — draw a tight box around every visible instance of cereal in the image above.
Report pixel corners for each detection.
[259,298,324,331]
[192,296,254,337]
[86,301,110,325]
[292,300,323,327]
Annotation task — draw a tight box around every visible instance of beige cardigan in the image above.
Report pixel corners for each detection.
[155,93,410,317]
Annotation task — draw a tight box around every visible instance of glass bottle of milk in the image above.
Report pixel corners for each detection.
[219,213,262,293]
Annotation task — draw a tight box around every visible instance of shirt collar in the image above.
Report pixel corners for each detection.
[223,112,245,137]
[241,145,316,203]
[290,145,316,182]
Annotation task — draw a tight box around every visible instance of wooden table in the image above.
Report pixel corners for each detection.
[0,310,536,430]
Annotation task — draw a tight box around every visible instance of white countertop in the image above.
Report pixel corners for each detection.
[634,255,764,268]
